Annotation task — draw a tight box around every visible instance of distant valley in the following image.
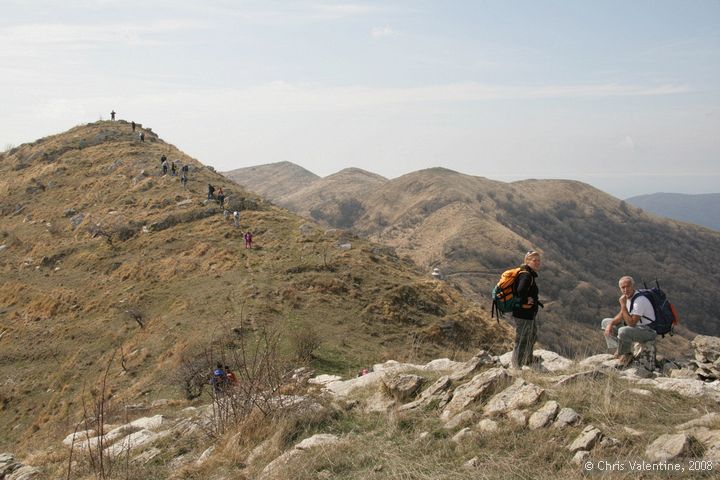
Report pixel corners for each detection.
[626,192,720,231]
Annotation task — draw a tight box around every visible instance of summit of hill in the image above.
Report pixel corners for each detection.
[0,122,510,452]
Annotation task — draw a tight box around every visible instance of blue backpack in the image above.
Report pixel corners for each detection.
[629,281,679,337]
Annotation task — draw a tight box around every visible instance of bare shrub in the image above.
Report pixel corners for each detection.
[290,326,322,364]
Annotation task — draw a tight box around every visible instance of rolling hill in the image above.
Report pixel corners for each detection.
[0,122,510,452]
[222,163,720,356]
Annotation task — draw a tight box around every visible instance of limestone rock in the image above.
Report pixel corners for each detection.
[646,433,694,461]
[444,410,476,430]
[383,374,425,402]
[568,425,603,453]
[448,351,494,381]
[571,450,590,465]
[483,379,544,416]
[693,335,720,364]
[463,456,480,468]
[451,427,475,444]
[62,429,97,446]
[260,434,340,479]
[441,368,509,420]
[477,418,499,432]
[553,408,580,428]
[129,414,166,430]
[533,350,573,372]
[364,391,395,413]
[676,413,719,431]
[132,447,162,465]
[325,371,385,397]
[640,377,720,402]
[506,409,529,427]
[0,453,21,477]
[528,400,560,430]
[578,354,614,368]
[309,374,343,385]
[6,465,42,480]
[399,375,451,412]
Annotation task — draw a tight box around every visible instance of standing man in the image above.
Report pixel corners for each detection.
[110,110,116,120]
[601,276,657,367]
[511,251,542,369]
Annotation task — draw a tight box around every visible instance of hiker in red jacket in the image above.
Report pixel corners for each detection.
[244,231,253,249]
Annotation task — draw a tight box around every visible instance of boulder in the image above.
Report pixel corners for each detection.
[553,408,580,428]
[645,433,695,461]
[482,379,544,416]
[571,450,591,465]
[533,350,573,372]
[399,375,452,411]
[506,409,529,427]
[567,425,603,453]
[448,351,494,381]
[693,335,720,364]
[578,354,614,368]
[441,368,509,420]
[638,377,720,402]
[259,434,341,479]
[477,418,499,432]
[444,410,476,430]
[309,374,343,386]
[6,465,42,480]
[0,453,21,477]
[675,413,719,431]
[382,374,425,402]
[451,427,475,444]
[528,401,560,430]
[129,415,166,430]
[364,391,395,413]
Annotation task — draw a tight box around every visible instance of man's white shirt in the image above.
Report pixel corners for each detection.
[627,294,655,326]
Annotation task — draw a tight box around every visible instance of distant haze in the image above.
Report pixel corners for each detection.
[2,1,719,200]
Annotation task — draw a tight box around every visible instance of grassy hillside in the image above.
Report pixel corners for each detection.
[225,165,720,357]
[0,122,511,452]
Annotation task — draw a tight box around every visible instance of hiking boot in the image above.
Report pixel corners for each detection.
[614,354,633,369]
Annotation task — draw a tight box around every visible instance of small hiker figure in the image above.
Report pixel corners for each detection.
[225,365,238,387]
[131,121,136,131]
[171,161,177,176]
[181,172,188,189]
[181,164,189,176]
[244,231,253,249]
[207,184,215,200]
[160,154,167,165]
[211,363,227,395]
[110,110,116,120]
[139,132,145,142]
[217,187,225,207]
[233,211,240,227]
[161,158,168,175]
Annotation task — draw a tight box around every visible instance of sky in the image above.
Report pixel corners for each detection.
[2,0,719,199]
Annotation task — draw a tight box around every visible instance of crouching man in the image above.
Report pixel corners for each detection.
[601,276,657,367]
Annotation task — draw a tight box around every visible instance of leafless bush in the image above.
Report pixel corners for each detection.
[67,350,130,480]
[196,325,295,438]
[290,326,322,364]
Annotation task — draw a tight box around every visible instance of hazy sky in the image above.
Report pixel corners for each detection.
[2,0,719,198]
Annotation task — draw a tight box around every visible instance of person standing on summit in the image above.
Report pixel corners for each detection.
[511,251,542,369]
[110,110,116,120]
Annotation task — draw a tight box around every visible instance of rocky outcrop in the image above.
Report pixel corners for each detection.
[0,454,40,480]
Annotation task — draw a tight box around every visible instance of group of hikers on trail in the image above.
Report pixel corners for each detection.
[211,363,238,395]
[158,154,190,187]
[492,251,678,370]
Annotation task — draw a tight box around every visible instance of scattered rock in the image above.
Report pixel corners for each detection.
[477,418,499,432]
[196,446,215,465]
[646,433,695,461]
[571,450,590,465]
[528,400,559,430]
[451,427,475,444]
[6,465,42,480]
[567,425,603,453]
[383,374,425,402]
[399,375,452,412]
[506,409,529,427]
[483,379,544,416]
[553,408,580,428]
[441,368,509,420]
[463,456,480,468]
[444,410,476,430]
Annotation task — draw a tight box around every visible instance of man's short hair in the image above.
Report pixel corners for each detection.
[618,276,634,287]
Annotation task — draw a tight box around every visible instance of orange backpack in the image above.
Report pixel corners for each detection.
[491,266,524,319]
